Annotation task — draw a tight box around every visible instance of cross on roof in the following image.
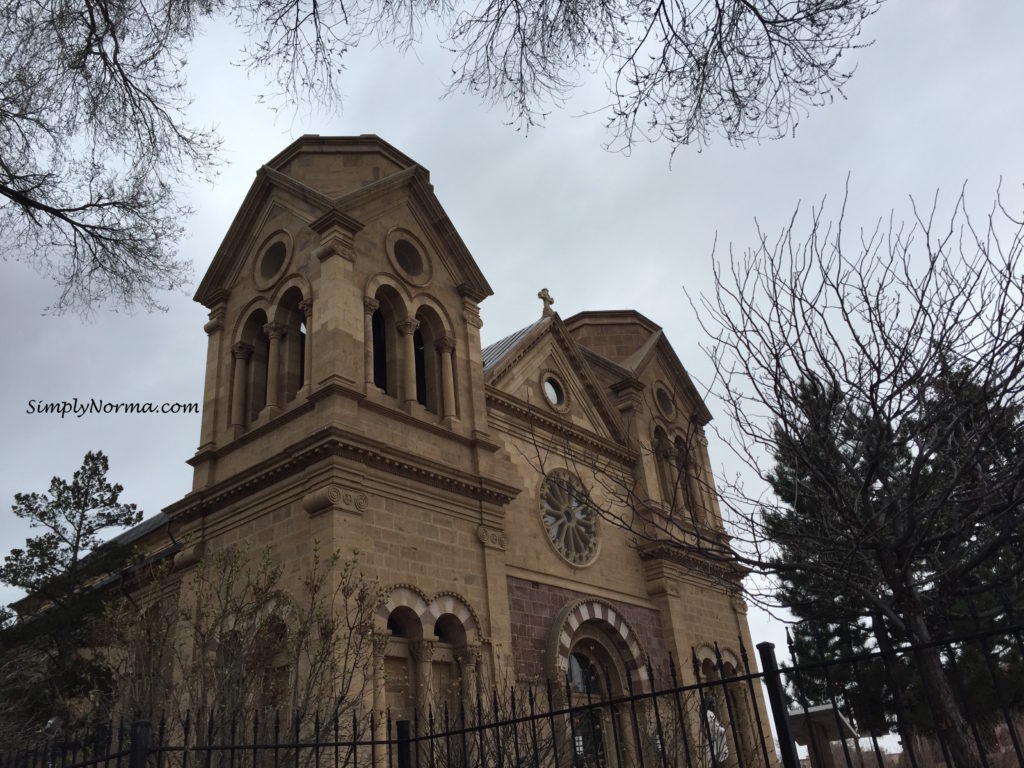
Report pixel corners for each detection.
[538,288,555,317]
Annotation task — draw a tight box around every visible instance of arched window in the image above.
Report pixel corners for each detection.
[237,310,269,425]
[414,307,447,415]
[370,286,405,397]
[720,660,754,763]
[384,607,422,722]
[433,614,469,726]
[568,651,602,695]
[696,652,757,767]
[568,649,607,762]
[653,426,675,507]
[675,435,703,522]
[277,286,306,403]
[566,639,624,766]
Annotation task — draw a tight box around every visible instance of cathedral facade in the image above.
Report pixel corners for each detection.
[148,134,768,758]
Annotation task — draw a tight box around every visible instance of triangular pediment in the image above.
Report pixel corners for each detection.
[484,315,628,445]
[195,135,491,307]
[325,167,492,301]
[564,311,711,425]
[622,334,711,425]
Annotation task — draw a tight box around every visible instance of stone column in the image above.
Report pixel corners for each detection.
[397,318,420,406]
[193,303,226,488]
[363,297,380,388]
[695,429,719,523]
[371,632,389,768]
[229,342,253,433]
[462,643,481,722]
[299,298,313,391]
[411,639,435,723]
[263,322,287,415]
[198,305,225,449]
[435,336,457,419]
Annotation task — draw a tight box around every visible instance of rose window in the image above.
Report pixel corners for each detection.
[541,470,599,565]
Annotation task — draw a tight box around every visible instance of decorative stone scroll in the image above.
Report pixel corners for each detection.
[173,541,206,570]
[477,525,508,550]
[302,485,368,517]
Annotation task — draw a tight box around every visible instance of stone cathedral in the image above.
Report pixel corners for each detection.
[132,135,769,758]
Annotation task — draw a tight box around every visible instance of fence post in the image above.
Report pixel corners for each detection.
[756,642,800,768]
[396,719,411,768]
[130,720,151,768]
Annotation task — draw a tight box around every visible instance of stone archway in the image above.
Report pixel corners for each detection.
[546,598,649,692]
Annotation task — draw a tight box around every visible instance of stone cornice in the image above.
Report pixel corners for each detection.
[485,386,635,465]
[635,539,748,586]
[171,424,521,522]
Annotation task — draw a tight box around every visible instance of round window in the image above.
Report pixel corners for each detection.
[394,239,424,276]
[543,376,565,407]
[259,241,287,282]
[385,229,432,286]
[655,386,674,417]
[541,469,599,566]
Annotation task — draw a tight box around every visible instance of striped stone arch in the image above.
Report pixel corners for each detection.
[376,585,480,641]
[546,598,650,692]
[376,584,430,632]
[694,643,741,676]
[426,591,480,641]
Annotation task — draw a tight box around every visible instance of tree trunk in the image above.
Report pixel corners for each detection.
[910,620,982,768]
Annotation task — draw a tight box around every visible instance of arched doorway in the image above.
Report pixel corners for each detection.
[547,599,650,768]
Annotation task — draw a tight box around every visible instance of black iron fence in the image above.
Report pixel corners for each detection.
[3,623,1022,768]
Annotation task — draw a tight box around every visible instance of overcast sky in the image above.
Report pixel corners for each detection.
[2,0,1023,662]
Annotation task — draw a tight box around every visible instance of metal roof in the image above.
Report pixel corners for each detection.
[107,511,169,548]
[481,319,546,373]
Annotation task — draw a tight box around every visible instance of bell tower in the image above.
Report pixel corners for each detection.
[184,135,512,492]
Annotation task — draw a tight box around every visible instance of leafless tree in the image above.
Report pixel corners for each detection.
[4,0,882,313]
[521,185,1024,768]
[103,543,386,744]
[0,0,219,314]
[693,185,1024,768]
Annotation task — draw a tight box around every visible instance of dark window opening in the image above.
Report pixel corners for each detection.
[298,321,306,390]
[387,613,406,637]
[372,310,388,393]
[414,328,427,406]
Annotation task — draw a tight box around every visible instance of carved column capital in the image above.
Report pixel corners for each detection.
[263,322,287,340]
[372,630,392,657]
[298,298,313,319]
[363,296,380,316]
[410,639,435,663]
[397,318,420,336]
[231,341,253,360]
[461,642,482,669]
[434,336,456,354]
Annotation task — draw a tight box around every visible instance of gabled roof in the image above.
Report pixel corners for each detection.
[564,310,712,424]
[483,313,628,444]
[194,135,493,307]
